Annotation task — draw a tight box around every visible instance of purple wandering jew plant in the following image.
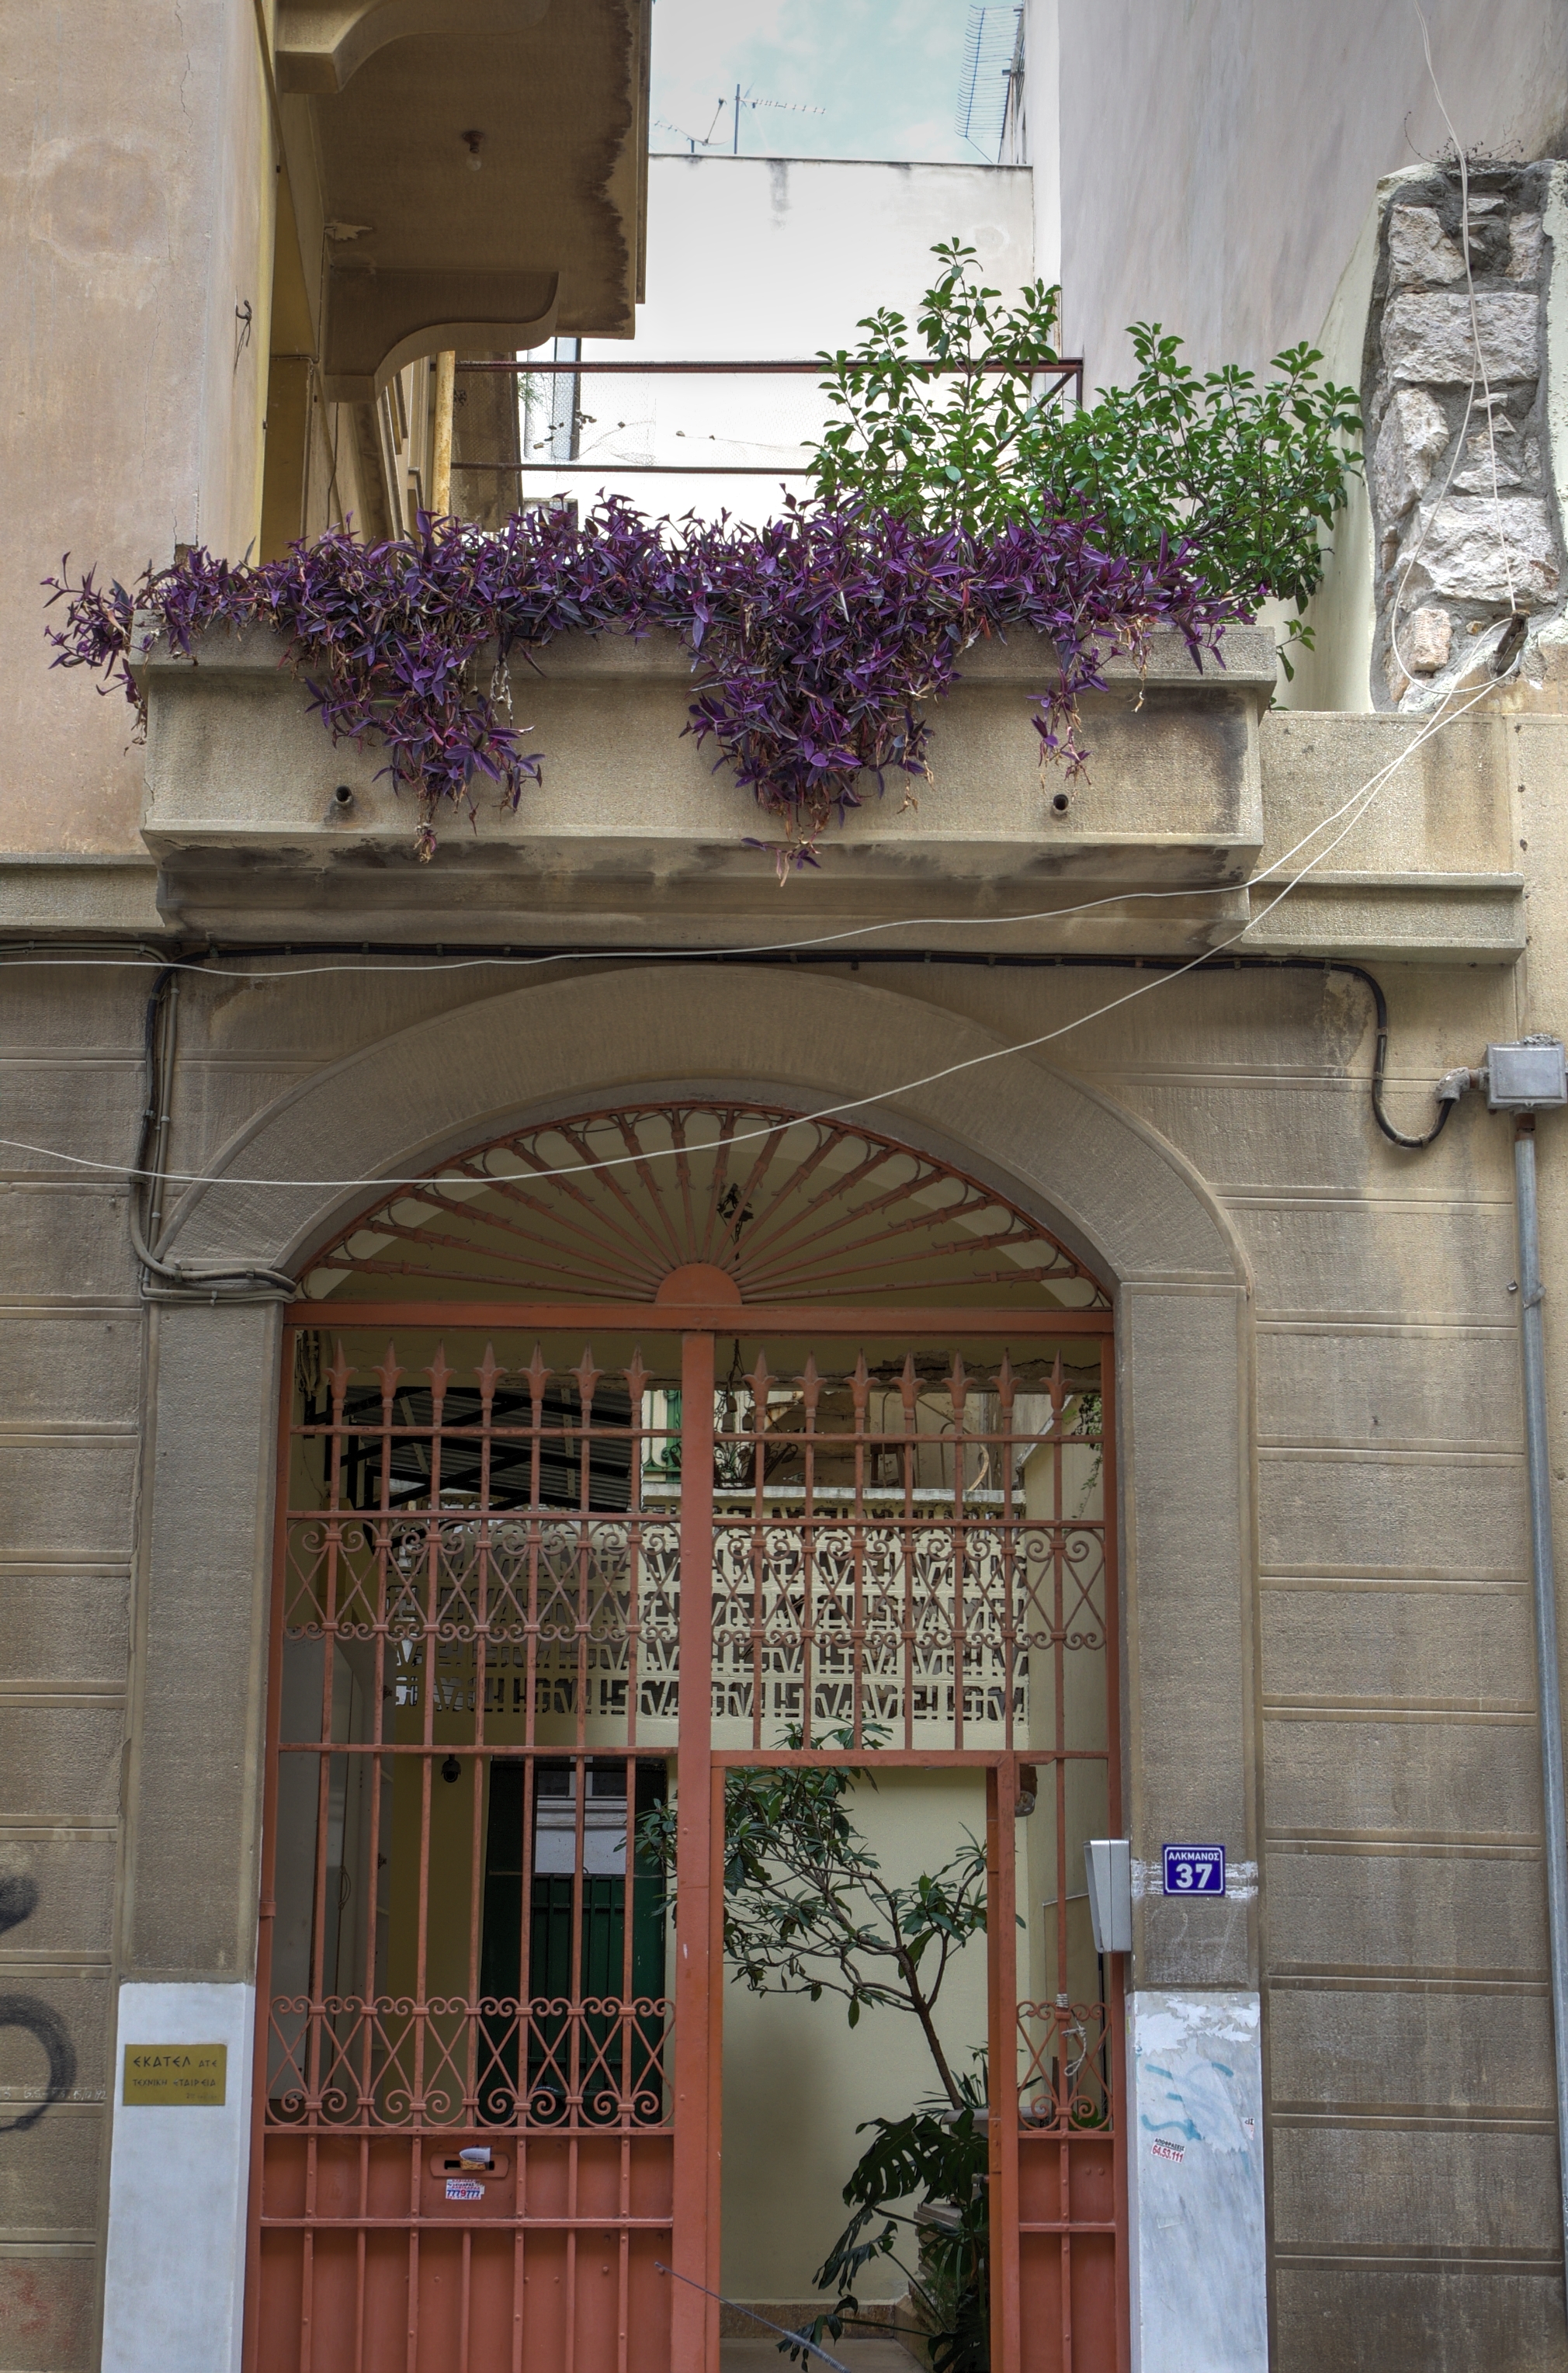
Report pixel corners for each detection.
[43,499,1244,876]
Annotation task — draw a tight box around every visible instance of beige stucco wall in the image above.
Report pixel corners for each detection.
[3,608,1568,2361]
[5,13,1568,2353]
[1,2,273,858]
[3,855,1567,2359]
[0,963,145,2368]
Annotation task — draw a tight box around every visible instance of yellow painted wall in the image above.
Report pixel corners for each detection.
[720,1769,990,2306]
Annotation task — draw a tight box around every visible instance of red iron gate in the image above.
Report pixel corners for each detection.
[246,1104,1124,2373]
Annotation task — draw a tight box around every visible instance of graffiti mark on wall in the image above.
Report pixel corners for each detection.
[0,1874,78,2135]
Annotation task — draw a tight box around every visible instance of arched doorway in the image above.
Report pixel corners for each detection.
[248,1102,1123,2373]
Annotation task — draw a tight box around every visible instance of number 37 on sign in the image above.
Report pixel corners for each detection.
[1163,1844,1226,1894]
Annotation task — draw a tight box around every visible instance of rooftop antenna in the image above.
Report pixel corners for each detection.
[654,115,720,154]
[956,3,1024,160]
[717,85,825,155]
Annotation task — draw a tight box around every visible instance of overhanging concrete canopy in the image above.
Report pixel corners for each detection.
[276,0,552,95]
[298,0,649,401]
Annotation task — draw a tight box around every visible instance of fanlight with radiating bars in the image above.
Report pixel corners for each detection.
[301,1101,1107,1307]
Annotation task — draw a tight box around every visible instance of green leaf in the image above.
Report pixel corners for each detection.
[806,236,1358,585]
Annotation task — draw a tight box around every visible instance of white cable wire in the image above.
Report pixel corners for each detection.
[1415,1,1516,612]
[0,675,1494,1198]
[0,703,1483,985]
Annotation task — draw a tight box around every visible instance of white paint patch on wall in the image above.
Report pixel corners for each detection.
[101,1980,255,2373]
[1130,1858,1258,1903]
[1126,1990,1266,2373]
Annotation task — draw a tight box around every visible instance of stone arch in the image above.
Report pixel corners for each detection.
[126,963,1265,2373]
[156,965,1250,1295]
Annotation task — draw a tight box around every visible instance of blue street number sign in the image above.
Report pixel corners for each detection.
[1163,1844,1225,1895]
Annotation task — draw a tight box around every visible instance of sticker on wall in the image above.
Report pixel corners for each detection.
[122,2044,227,2106]
[446,2177,486,2201]
[1150,2139,1185,2162]
[1161,1844,1226,1895]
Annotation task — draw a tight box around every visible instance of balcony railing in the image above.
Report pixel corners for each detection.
[451,355,1084,491]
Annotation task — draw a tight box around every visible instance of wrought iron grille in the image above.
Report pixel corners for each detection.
[706,1346,1105,1750]
[255,1102,1120,2373]
[300,1102,1109,1310]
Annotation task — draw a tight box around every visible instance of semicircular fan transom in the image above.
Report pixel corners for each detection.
[303,1102,1108,1310]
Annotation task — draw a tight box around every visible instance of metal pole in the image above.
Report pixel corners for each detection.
[431,349,456,517]
[1514,1113,1568,2300]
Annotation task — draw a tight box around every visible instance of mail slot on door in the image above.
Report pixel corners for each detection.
[422,2141,515,2216]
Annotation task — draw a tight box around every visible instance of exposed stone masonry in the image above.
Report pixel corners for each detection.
[1365,164,1563,709]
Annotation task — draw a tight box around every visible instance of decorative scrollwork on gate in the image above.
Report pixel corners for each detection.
[708,1516,1106,1737]
[283,1511,684,1725]
[266,1993,673,2132]
[1017,1998,1114,2134]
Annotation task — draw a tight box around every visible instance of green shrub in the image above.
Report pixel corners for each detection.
[810,240,1362,674]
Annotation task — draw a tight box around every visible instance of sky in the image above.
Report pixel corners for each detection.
[648,0,1007,166]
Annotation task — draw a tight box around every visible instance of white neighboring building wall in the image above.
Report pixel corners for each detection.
[1024,0,1568,384]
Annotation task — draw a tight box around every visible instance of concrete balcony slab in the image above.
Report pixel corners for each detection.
[138,621,1275,949]
[129,623,1525,959]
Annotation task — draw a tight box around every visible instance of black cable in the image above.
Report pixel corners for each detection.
[255,938,1452,1154]
[127,963,178,1270]
[129,954,296,1292]
[14,938,1462,1194]
[1361,965,1455,1150]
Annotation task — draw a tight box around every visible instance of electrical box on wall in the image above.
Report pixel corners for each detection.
[1486,1038,1568,1111]
[1084,1838,1133,1954]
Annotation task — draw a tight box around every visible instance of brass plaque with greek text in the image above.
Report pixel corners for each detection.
[121,2044,227,2106]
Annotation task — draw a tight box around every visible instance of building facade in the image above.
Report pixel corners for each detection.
[5,7,1568,2373]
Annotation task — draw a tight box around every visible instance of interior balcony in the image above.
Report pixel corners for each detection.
[259,0,650,552]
